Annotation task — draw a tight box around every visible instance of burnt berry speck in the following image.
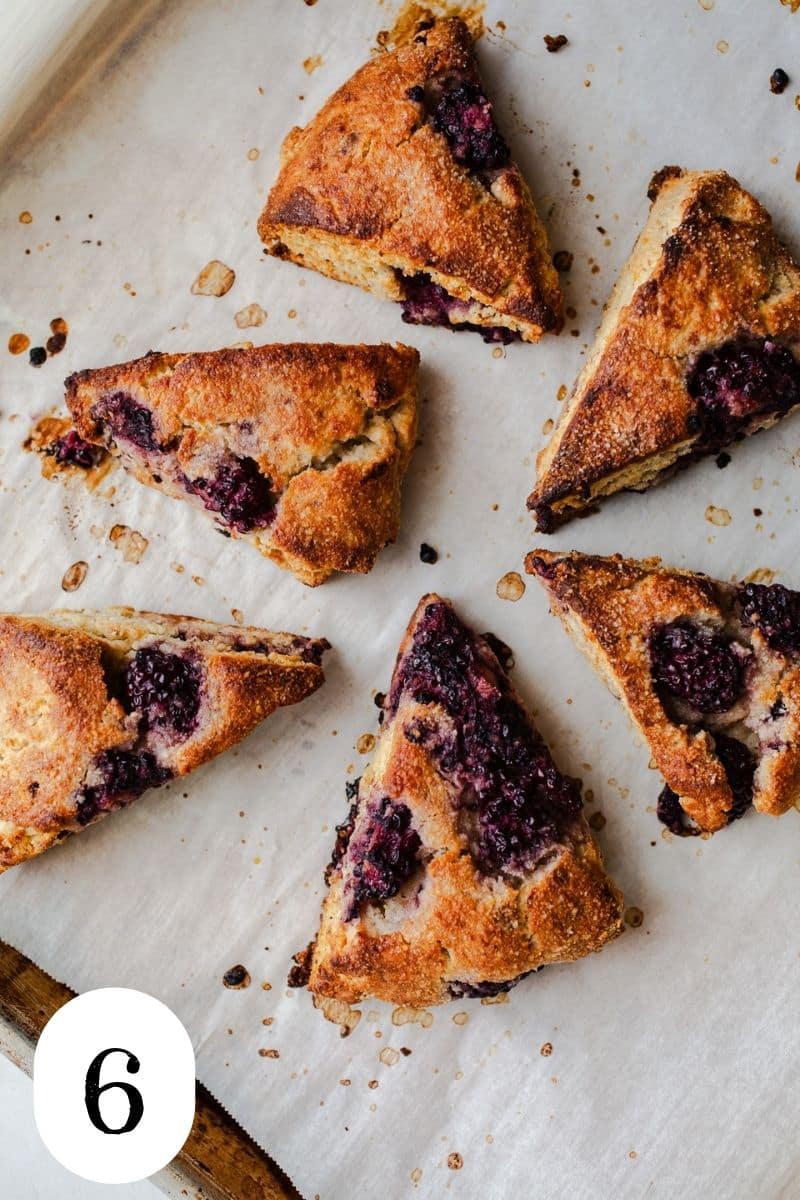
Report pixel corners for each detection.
[405,85,425,102]
[429,78,510,171]
[183,455,277,532]
[50,430,101,469]
[93,391,159,451]
[344,797,421,916]
[738,581,800,652]
[656,785,697,837]
[770,68,789,94]
[29,346,47,367]
[448,971,532,999]
[387,601,582,875]
[420,543,438,564]
[649,620,746,713]
[688,337,800,449]
[76,748,171,825]
[124,646,202,735]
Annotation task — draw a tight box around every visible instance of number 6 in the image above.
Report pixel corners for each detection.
[84,1048,144,1135]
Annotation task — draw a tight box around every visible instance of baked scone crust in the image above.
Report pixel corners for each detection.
[66,342,419,586]
[527,550,800,832]
[258,17,562,342]
[529,168,800,529]
[0,608,327,870]
[306,594,622,1007]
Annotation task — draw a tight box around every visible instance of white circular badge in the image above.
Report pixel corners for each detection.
[33,987,195,1184]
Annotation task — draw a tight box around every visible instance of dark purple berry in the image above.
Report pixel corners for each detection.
[429,78,510,171]
[77,748,171,824]
[345,797,421,914]
[649,620,745,713]
[770,68,789,94]
[50,429,101,469]
[387,601,582,876]
[448,971,532,998]
[419,542,438,564]
[738,581,800,653]
[656,785,696,837]
[656,733,753,836]
[688,337,800,449]
[93,391,159,451]
[713,734,755,822]
[399,273,519,342]
[183,455,276,533]
[123,646,202,735]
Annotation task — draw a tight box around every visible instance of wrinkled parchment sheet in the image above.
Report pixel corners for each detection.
[0,2,798,1197]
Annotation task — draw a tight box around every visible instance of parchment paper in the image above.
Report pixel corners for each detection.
[0,3,798,1197]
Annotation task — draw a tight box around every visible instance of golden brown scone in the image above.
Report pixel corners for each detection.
[529,168,800,530]
[65,342,419,586]
[258,17,561,343]
[527,550,800,835]
[298,594,622,1009]
[0,608,328,870]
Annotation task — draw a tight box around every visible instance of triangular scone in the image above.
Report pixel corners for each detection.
[0,608,327,870]
[65,342,418,586]
[528,550,800,835]
[258,17,562,343]
[529,167,800,530]
[297,594,622,1008]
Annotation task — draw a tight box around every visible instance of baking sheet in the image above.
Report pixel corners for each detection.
[0,2,798,1197]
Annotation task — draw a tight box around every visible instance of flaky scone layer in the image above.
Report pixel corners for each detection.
[0,608,326,870]
[66,342,419,586]
[529,168,800,529]
[259,17,561,342]
[527,551,800,833]
[305,594,622,1008]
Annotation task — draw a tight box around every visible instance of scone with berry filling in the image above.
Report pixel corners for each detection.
[529,168,800,531]
[0,608,327,869]
[528,550,800,836]
[296,595,622,1009]
[259,17,562,343]
[65,342,418,586]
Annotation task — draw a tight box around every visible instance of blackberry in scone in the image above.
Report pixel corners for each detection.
[258,17,562,343]
[528,550,800,836]
[529,168,800,531]
[0,608,327,870]
[298,595,622,1009]
[65,342,419,586]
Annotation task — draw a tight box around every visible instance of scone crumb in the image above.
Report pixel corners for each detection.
[61,561,88,592]
[544,34,568,52]
[191,260,236,297]
[447,1153,464,1171]
[258,1048,280,1059]
[410,1168,422,1184]
[452,1011,469,1026]
[480,992,509,1006]
[303,55,323,74]
[109,524,148,563]
[357,733,376,754]
[705,505,732,527]
[624,906,644,928]
[588,811,606,831]
[235,303,266,328]
[8,333,30,354]
[743,567,777,585]
[231,608,244,624]
[18,210,32,224]
[379,1047,400,1066]
[496,571,525,602]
